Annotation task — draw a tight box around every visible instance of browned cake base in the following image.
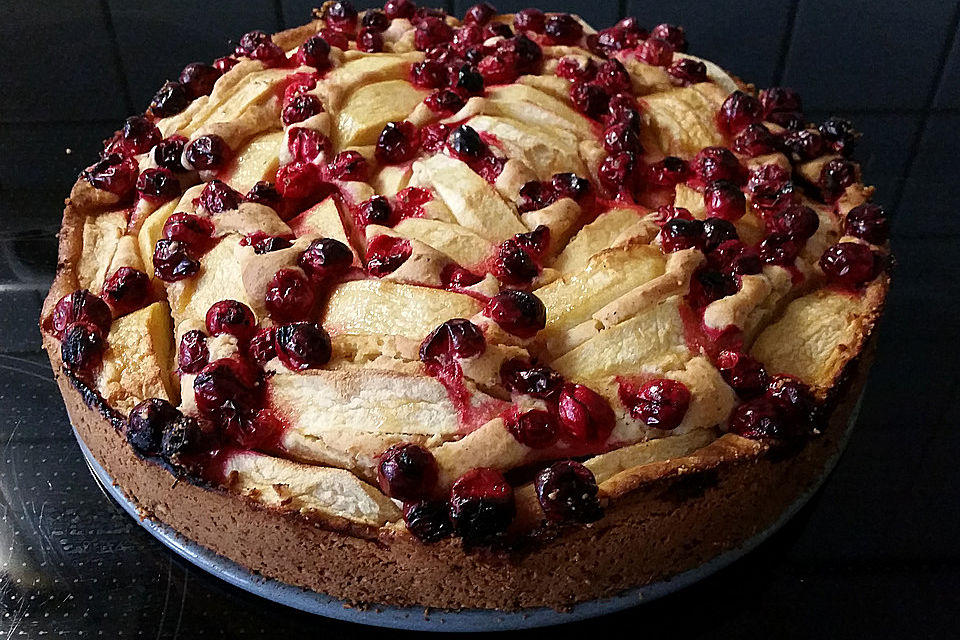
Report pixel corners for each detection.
[51,332,871,611]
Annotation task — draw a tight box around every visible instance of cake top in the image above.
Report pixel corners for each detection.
[43,1,890,546]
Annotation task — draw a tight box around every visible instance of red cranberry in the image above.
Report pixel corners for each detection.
[617,16,648,37]
[593,59,631,93]
[500,358,563,399]
[494,239,539,285]
[505,409,559,449]
[357,27,384,52]
[324,1,358,32]
[710,239,762,277]
[845,203,889,245]
[275,162,327,202]
[556,56,596,82]
[384,0,415,18]
[484,290,545,338]
[733,123,779,157]
[410,60,447,88]
[660,217,704,253]
[702,217,739,252]
[102,267,150,315]
[275,321,332,370]
[179,62,219,99]
[289,127,330,164]
[265,268,315,323]
[513,8,545,33]
[759,232,800,266]
[692,147,741,183]
[651,23,687,52]
[82,153,139,196]
[299,237,353,282]
[593,26,639,56]
[478,52,519,85]
[603,122,642,155]
[178,329,209,374]
[245,181,282,209]
[198,179,242,213]
[747,163,790,195]
[449,467,515,543]
[819,158,858,200]
[535,460,602,523]
[717,350,768,398]
[419,319,486,365]
[213,56,239,74]
[153,135,188,173]
[365,235,412,277]
[646,156,690,187]
[766,374,816,423]
[150,81,189,118]
[377,443,438,501]
[456,64,485,94]
[819,118,858,157]
[513,226,550,261]
[113,116,161,155]
[205,300,257,340]
[768,110,806,131]
[728,397,787,439]
[637,38,674,66]
[668,57,708,84]
[326,150,368,181]
[162,213,214,250]
[570,82,610,120]
[551,172,590,201]
[356,195,393,227]
[236,31,286,66]
[483,22,512,39]
[126,398,180,456]
[414,16,454,50]
[403,500,454,543]
[517,180,550,213]
[52,290,111,339]
[543,13,582,44]
[185,135,231,171]
[375,121,419,164]
[464,2,495,25]
[607,94,642,132]
[153,239,199,281]
[782,129,825,162]
[819,242,877,288]
[688,267,736,309]
[193,358,261,426]
[361,9,390,31]
[717,91,763,136]
[282,94,323,126]
[319,27,349,49]
[621,378,691,430]
[136,167,180,202]
[653,205,692,225]
[704,180,747,221]
[557,383,615,443]
[599,151,637,194]
[759,87,803,116]
[770,204,819,240]
[61,322,104,372]
[248,327,277,365]
[425,89,465,115]
[447,124,487,161]
[296,35,332,69]
[440,264,482,289]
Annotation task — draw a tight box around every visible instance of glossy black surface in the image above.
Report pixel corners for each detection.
[2,1,959,637]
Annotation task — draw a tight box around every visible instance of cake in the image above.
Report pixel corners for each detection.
[40,1,891,612]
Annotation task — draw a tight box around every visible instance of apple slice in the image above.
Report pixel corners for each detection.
[223,129,284,194]
[485,84,593,138]
[166,236,253,332]
[585,428,717,485]
[467,114,587,180]
[335,79,428,148]
[549,207,650,275]
[137,200,180,280]
[77,210,128,293]
[392,218,494,268]
[181,67,290,136]
[640,83,727,157]
[288,197,355,257]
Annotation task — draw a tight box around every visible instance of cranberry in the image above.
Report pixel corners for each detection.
[704,180,747,221]
[456,65,485,94]
[819,118,858,157]
[240,33,286,67]
[410,60,447,88]
[692,147,741,184]
[668,57,707,84]
[602,122,642,155]
[296,35,332,69]
[150,81,189,117]
[660,218,704,253]
[61,322,104,372]
[517,180,550,213]
[494,239,538,285]
[768,110,806,131]
[500,359,563,399]
[484,290,545,338]
[361,9,390,31]
[264,268,315,323]
[702,218,739,252]
[324,1,358,32]
[198,179,242,213]
[607,94,642,132]
[161,213,214,250]
[593,60,631,93]
[52,290,111,339]
[245,181,282,209]
[185,135,231,171]
[557,383,615,443]
[213,56,239,74]
[688,267,736,309]
[113,116,161,155]
[193,358,261,426]
[766,374,816,424]
[621,378,690,430]
[710,239,762,277]
[717,350,768,398]
[733,123,779,157]
[556,57,596,83]
[759,87,803,116]
[248,327,277,365]
[287,127,330,164]
[781,129,825,162]
[419,319,486,364]
[282,93,323,126]
[377,443,438,501]
[299,237,353,282]
[135,168,179,202]
[384,0,415,19]
[205,300,257,340]
[758,233,799,266]
[415,16,454,50]
[770,204,819,240]
[236,30,270,54]
[505,409,559,449]
[375,121,419,164]
[102,267,150,315]
[126,398,180,456]
[250,234,292,254]
[819,158,858,200]
[478,52,519,85]
[593,26,639,56]
[357,27,384,52]
[355,195,391,228]
[449,467,515,543]
[845,203,889,245]
[425,89,465,115]
[747,163,790,196]
[483,22,512,39]
[646,156,690,187]
[535,460,602,524]
[159,414,203,463]
[275,162,327,202]
[366,235,412,276]
[819,242,876,288]
[179,62,219,99]
[513,226,550,261]
[319,27,350,50]
[440,264,482,289]
[651,23,687,52]
[653,205,693,225]
[513,8,545,33]
[326,150,368,181]
[274,321,331,370]
[637,38,674,66]
[447,124,486,161]
[728,397,787,439]
[570,82,610,120]
[599,152,637,194]
[464,2,495,25]
[82,153,138,196]
[153,135,188,173]
[178,329,209,374]
[717,90,763,136]
[153,240,199,281]
[543,13,582,44]
[403,500,453,543]
[617,16,648,37]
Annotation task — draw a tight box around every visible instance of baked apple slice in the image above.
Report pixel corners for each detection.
[335,80,428,148]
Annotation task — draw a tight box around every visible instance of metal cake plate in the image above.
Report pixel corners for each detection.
[72,397,860,632]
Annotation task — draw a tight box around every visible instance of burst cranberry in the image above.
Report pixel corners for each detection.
[759,87,803,116]
[819,158,858,200]
[178,329,209,374]
[704,180,747,221]
[770,204,819,240]
[193,358,261,425]
[402,500,453,542]
[607,94,642,132]
[61,322,104,372]
[702,218,739,252]
[419,318,486,364]
[153,240,199,281]
[102,267,150,315]
[326,150,368,181]
[113,115,161,155]
[456,64,485,94]
[513,8,545,33]
[236,30,286,66]
[153,135,188,173]
[733,123,779,157]
[447,124,486,160]
[637,38,674,66]
[505,409,559,449]
[410,60,447,88]
[414,16,453,50]
[236,30,270,54]
[484,290,545,339]
[622,378,691,430]
[276,161,326,202]
[362,9,390,31]
[543,13,582,44]
[213,56,239,74]
[747,163,790,195]
[248,327,277,365]
[557,383,615,443]
[425,89,465,115]
[162,213,214,250]
[650,23,686,52]
[819,118,858,157]
[514,226,550,261]
[324,1,358,32]
[659,218,704,253]
[449,468,515,543]
[205,300,257,340]
[718,91,763,136]
[82,153,138,196]
[440,264,482,289]
[319,27,350,49]
[551,172,590,201]
[592,60,630,92]
[668,57,708,84]
[375,121,419,164]
[646,156,690,187]
[179,62,219,99]
[245,181,282,209]
[500,359,563,399]
[150,81,189,117]
[653,205,692,225]
[296,35,332,69]
[781,129,825,162]
[570,82,609,120]
[728,397,787,439]
[617,16,648,36]
[464,2,495,25]
[265,268,315,323]
[593,27,639,56]
[52,290,111,339]
[688,268,736,309]
[692,147,741,183]
[198,179,242,213]
[357,27,384,52]
[517,180,550,213]
[845,203,889,245]
[555,57,595,82]
[377,443,438,501]
[136,168,180,201]
[478,52,519,85]
[288,127,330,164]
[282,94,323,126]
[185,135,231,171]
[602,122,642,155]
[365,235,411,277]
[599,152,637,194]
[298,238,353,283]
[759,233,800,265]
[274,321,331,370]
[126,398,180,456]
[711,239,762,276]
[819,242,876,288]
[766,374,816,423]
[535,460,602,523]
[357,195,393,227]
[494,239,538,284]
[717,350,768,398]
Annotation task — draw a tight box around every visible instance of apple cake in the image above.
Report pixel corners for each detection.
[41,1,890,611]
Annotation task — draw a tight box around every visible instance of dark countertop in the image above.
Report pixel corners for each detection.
[2,1,959,637]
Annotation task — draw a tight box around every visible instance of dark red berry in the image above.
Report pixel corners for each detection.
[419,319,486,364]
[513,8,545,33]
[449,467,515,543]
[557,383,615,443]
[296,35,332,69]
[113,115,161,155]
[844,203,888,245]
[282,93,323,126]
[51,290,111,339]
[819,158,858,201]
[535,460,602,523]
[551,172,590,201]
[593,26,639,56]
[425,89,466,115]
[717,90,763,136]
[150,81,189,118]
[366,235,412,277]
[484,290,546,338]
[357,195,394,227]
[384,0,415,19]
[818,118,858,157]
[494,239,539,284]
[505,409,559,449]
[499,358,563,399]
[205,300,257,340]
[245,181,282,209]
[733,123,779,157]
[403,500,453,542]
[274,321,331,370]
[153,239,199,282]
[603,122,642,154]
[759,87,803,116]
[179,62,219,99]
[513,225,550,261]
[650,23,686,52]
[598,151,637,193]
[410,60,447,88]
[544,13,582,44]
[717,350,768,398]
[702,218,739,252]
[126,398,180,456]
[61,322,104,372]
[185,135,231,171]
[102,267,150,316]
[361,9,390,31]
[357,27,384,52]
[275,161,327,202]
[728,397,787,439]
[464,2,496,25]
[136,167,180,202]
[660,217,704,253]
[198,179,242,213]
[153,135,188,173]
[710,239,762,277]
[299,237,353,282]
[455,65,484,94]
[620,378,691,429]
[447,124,487,161]
[248,327,277,365]
[440,264,483,289]
[570,82,609,120]
[688,267,736,309]
[326,150,369,181]
[667,57,707,84]
[704,179,747,221]
[161,212,214,250]
[375,121,419,164]
[414,16,454,50]
[213,56,239,74]
[636,38,673,66]
[265,268,315,323]
[653,204,693,225]
[782,129,825,162]
[766,374,816,424]
[178,329,209,374]
[323,1,358,32]
[646,156,690,187]
[377,443,438,501]
[770,204,819,240]
[82,153,139,196]
[819,242,877,288]
[193,358,261,426]
[693,147,741,184]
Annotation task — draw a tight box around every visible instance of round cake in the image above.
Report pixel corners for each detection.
[41,1,890,612]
